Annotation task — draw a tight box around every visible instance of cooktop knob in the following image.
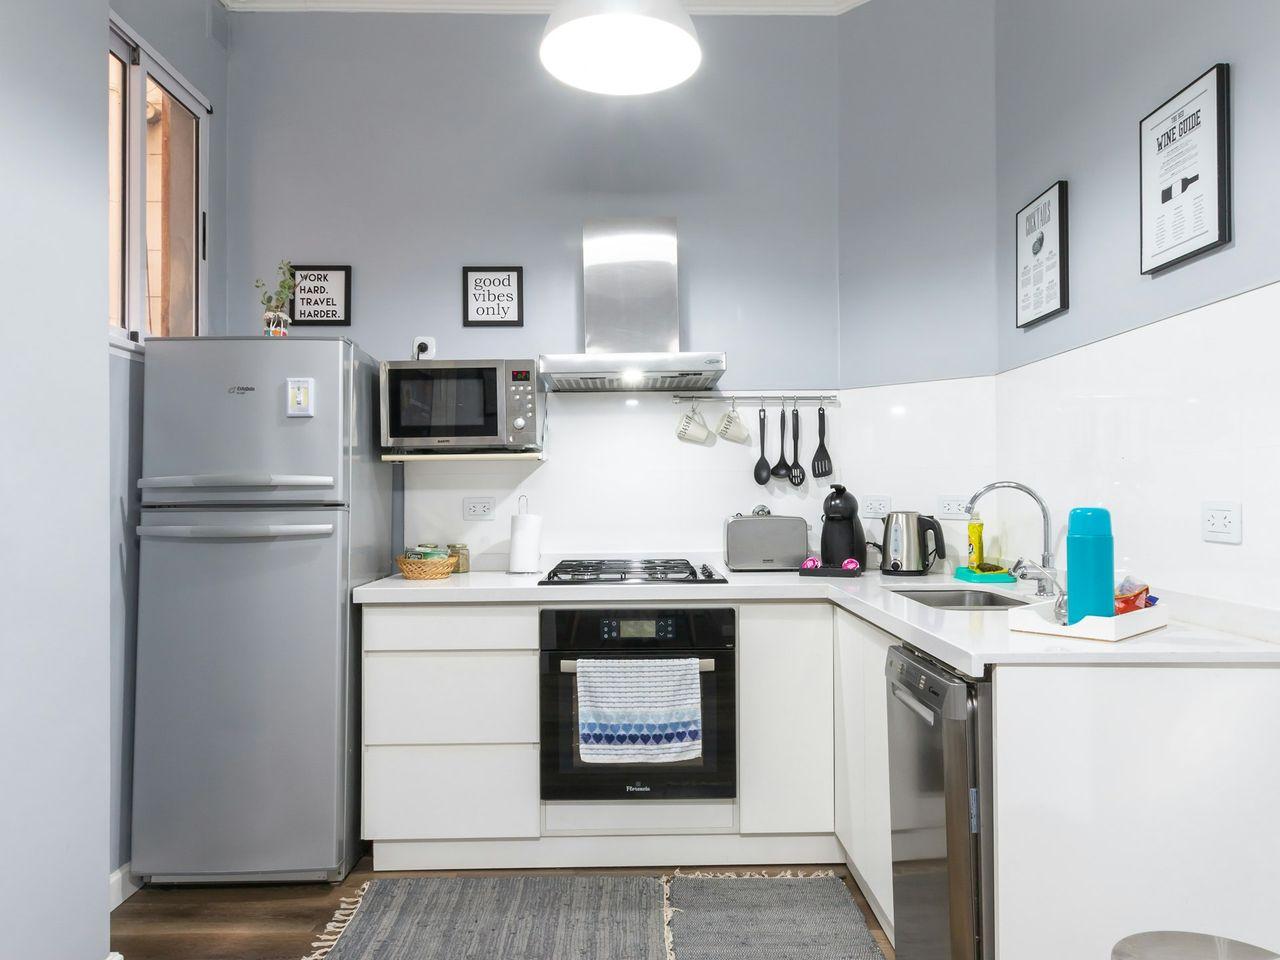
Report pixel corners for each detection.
[513,416,527,430]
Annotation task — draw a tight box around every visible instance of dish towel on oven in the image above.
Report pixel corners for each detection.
[576,658,703,764]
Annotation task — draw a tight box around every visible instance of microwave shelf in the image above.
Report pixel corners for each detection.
[381,451,546,463]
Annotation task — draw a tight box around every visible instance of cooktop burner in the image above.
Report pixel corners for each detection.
[539,559,729,585]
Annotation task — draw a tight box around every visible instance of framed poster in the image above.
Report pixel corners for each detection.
[1140,63,1231,275]
[1016,180,1070,327]
[462,266,523,327]
[289,265,351,325]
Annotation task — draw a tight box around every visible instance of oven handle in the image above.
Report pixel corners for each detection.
[560,659,716,674]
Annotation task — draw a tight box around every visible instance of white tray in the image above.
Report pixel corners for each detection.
[1008,600,1169,642]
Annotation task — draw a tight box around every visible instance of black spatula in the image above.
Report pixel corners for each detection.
[811,406,833,478]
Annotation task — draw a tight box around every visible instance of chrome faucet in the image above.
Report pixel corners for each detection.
[965,481,1055,596]
[1011,558,1067,621]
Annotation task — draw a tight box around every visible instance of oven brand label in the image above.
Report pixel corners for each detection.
[625,783,651,793]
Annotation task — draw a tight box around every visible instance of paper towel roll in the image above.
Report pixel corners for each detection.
[509,512,543,573]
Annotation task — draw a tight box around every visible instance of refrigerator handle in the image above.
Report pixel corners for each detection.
[137,473,336,490]
[138,524,336,540]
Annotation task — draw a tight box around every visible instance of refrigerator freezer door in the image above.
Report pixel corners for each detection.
[132,507,350,879]
[140,338,349,506]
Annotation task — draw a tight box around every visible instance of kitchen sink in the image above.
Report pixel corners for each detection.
[893,589,1029,611]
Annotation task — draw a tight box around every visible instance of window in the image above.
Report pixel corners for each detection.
[108,52,126,330]
[108,19,209,342]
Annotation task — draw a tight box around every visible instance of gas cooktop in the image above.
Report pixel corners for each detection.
[538,559,729,585]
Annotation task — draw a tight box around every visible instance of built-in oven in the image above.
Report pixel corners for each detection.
[540,608,736,801]
[379,358,543,451]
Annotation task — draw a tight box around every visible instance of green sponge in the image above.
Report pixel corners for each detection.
[954,565,1016,584]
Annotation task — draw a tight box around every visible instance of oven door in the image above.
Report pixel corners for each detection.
[380,360,505,449]
[540,648,736,801]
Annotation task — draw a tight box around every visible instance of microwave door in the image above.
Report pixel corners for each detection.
[385,365,504,448]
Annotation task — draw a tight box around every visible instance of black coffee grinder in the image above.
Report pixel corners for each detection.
[820,484,868,570]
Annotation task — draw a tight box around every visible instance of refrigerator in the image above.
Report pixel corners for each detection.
[131,337,393,883]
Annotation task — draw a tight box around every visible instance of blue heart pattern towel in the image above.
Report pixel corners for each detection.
[576,658,703,764]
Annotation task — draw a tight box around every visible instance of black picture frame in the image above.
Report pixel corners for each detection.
[1015,180,1070,328]
[462,266,524,328]
[289,265,352,326]
[1139,63,1232,275]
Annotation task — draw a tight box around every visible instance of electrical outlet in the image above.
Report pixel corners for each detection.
[862,495,891,520]
[1201,501,1242,544]
[938,495,969,519]
[463,497,496,521]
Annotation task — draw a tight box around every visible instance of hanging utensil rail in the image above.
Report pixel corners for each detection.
[671,393,840,406]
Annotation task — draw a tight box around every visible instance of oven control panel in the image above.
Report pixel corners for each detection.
[599,617,676,641]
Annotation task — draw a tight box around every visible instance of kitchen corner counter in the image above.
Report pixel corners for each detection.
[353,564,1280,676]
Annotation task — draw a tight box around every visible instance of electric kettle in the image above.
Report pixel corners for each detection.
[877,511,946,575]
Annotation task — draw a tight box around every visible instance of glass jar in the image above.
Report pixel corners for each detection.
[446,543,470,574]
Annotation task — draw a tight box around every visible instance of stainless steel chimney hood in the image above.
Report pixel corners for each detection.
[539,218,726,392]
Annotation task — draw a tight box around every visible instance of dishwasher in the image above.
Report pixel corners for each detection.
[885,645,994,960]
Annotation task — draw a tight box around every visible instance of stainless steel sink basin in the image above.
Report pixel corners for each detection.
[894,589,1029,611]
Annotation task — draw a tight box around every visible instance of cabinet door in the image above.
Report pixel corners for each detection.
[739,603,834,834]
[364,650,539,744]
[858,618,894,923]
[834,615,864,853]
[833,610,895,927]
[363,744,540,840]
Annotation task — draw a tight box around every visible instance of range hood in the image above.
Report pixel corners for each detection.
[539,218,726,392]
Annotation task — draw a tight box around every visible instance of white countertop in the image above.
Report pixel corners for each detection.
[353,557,1280,675]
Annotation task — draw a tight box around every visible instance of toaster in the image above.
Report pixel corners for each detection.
[724,509,810,571]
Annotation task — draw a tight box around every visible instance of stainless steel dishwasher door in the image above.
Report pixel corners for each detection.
[885,645,991,960]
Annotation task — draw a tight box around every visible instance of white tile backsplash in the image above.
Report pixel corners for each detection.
[994,280,1280,610]
[404,281,1278,611]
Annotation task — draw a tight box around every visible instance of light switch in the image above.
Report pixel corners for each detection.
[287,377,315,418]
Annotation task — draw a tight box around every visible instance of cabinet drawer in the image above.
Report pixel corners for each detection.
[364,651,539,745]
[364,605,538,651]
[363,744,540,840]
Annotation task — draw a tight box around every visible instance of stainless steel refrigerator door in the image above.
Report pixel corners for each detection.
[132,508,349,879]
[140,338,349,506]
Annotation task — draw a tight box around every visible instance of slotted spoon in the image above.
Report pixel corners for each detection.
[789,404,806,487]
[811,405,833,478]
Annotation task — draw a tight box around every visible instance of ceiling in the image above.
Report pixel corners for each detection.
[219,0,870,14]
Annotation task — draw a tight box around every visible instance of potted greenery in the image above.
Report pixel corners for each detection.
[255,260,295,337]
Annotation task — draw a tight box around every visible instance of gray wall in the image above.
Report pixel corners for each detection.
[225,13,840,389]
[836,0,999,387]
[111,0,231,334]
[995,0,1280,370]
[108,352,144,873]
[0,0,111,956]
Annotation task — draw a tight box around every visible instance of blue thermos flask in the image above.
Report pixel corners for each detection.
[1066,507,1114,625]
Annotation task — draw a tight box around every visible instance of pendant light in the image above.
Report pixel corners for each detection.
[540,0,702,97]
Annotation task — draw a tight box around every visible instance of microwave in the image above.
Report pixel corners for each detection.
[379,359,544,451]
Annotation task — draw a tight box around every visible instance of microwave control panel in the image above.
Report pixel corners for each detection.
[507,363,539,441]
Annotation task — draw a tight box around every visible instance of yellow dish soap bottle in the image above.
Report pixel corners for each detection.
[967,512,984,570]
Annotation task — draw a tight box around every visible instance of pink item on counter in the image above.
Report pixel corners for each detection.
[841,558,861,571]
[801,556,822,570]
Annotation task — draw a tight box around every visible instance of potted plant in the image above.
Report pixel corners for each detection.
[255,260,296,337]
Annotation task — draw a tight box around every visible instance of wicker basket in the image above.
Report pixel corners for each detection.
[396,554,457,580]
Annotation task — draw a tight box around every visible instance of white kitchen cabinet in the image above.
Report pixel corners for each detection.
[364,650,539,745]
[362,604,541,843]
[738,603,834,835]
[363,743,540,840]
[834,609,895,928]
[364,604,538,651]
[993,665,1280,959]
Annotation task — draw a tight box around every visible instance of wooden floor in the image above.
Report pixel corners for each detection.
[111,854,894,960]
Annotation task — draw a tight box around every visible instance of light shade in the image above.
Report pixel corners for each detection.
[540,0,702,97]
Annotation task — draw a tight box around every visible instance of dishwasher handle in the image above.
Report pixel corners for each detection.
[890,683,937,725]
